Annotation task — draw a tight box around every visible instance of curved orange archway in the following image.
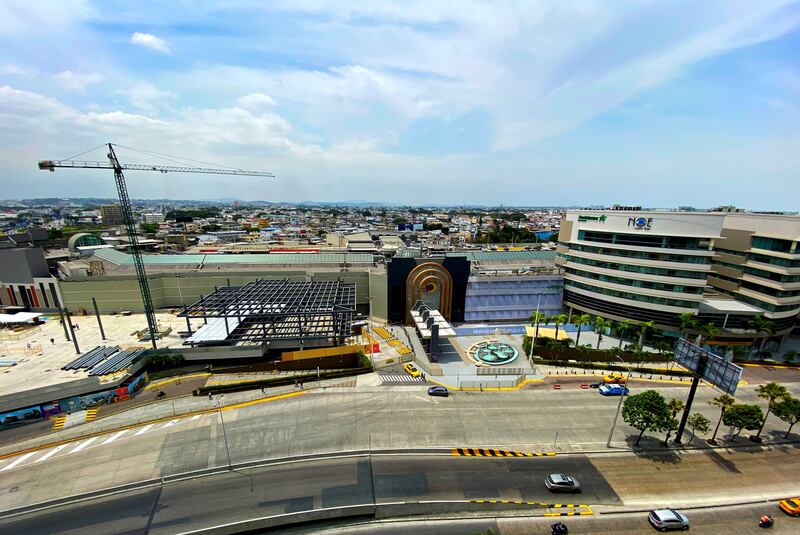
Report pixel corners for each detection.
[405,262,453,324]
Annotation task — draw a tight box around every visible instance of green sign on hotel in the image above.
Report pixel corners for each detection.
[578,214,607,222]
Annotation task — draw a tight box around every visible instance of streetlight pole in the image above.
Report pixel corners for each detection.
[606,355,632,447]
[212,395,232,469]
[175,273,184,306]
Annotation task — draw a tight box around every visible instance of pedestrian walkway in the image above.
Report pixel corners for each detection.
[379,373,425,383]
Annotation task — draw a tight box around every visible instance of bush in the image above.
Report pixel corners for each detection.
[141,352,185,371]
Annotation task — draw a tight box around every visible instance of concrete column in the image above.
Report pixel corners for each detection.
[92,297,106,340]
[64,308,80,354]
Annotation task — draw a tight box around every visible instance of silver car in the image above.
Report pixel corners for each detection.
[544,473,581,493]
[648,509,689,531]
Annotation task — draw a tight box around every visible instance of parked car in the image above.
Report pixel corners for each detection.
[599,384,629,396]
[403,362,421,378]
[603,372,627,384]
[427,386,449,397]
[544,473,581,493]
[648,509,689,531]
[779,496,800,516]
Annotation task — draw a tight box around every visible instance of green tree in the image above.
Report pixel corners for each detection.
[140,222,158,234]
[663,398,686,445]
[722,404,764,438]
[686,413,711,442]
[747,314,774,352]
[528,311,546,340]
[551,313,568,341]
[615,319,635,349]
[47,228,64,240]
[708,394,736,444]
[637,320,655,347]
[522,335,532,357]
[698,322,720,344]
[755,382,790,439]
[622,390,675,446]
[773,396,800,438]
[678,312,699,340]
[593,317,611,350]
[782,350,799,364]
[573,314,592,347]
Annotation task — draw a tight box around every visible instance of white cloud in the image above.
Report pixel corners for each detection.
[117,81,174,112]
[0,64,34,77]
[130,32,170,54]
[53,70,104,90]
[236,93,277,110]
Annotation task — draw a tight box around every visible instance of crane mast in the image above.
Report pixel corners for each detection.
[39,143,274,349]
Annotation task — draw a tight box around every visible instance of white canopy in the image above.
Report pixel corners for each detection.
[0,312,42,324]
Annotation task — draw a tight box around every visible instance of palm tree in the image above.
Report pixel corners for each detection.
[709,394,735,444]
[755,382,790,440]
[747,314,774,352]
[664,399,686,445]
[573,314,592,347]
[528,311,546,340]
[678,312,699,340]
[698,322,720,345]
[784,350,799,364]
[593,317,610,350]
[616,319,635,349]
[551,313,568,341]
[637,320,655,347]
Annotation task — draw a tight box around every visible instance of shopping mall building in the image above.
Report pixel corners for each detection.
[557,209,800,349]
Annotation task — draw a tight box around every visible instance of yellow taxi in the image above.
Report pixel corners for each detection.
[603,372,627,384]
[779,497,800,516]
[403,362,421,378]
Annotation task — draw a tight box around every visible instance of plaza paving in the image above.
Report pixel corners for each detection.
[0,312,197,396]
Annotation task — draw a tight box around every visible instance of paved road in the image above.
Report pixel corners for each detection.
[2,382,800,511]
[2,450,799,534]
[308,502,800,535]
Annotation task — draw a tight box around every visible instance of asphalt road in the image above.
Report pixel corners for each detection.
[3,382,800,511]
[2,449,799,534]
[307,502,800,535]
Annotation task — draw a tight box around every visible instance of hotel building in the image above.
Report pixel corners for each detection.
[556,209,800,349]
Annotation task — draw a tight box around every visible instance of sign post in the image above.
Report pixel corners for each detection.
[672,338,742,444]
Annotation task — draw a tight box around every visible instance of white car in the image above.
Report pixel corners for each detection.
[648,509,689,531]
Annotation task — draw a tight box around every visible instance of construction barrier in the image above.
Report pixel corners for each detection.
[552,384,561,390]
[580,384,589,389]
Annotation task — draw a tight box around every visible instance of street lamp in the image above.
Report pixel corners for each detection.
[175,273,184,306]
[606,355,633,448]
[210,394,233,469]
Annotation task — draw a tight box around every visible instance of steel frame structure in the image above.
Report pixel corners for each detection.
[179,279,356,345]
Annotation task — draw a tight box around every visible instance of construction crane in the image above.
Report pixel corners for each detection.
[39,143,274,349]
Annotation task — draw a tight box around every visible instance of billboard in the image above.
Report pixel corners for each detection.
[673,338,743,395]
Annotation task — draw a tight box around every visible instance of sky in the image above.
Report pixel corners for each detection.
[1,1,799,208]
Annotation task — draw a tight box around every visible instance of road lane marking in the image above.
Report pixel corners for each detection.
[160,419,180,429]
[101,430,128,445]
[1,451,37,471]
[0,390,306,463]
[134,424,155,436]
[68,437,98,453]
[35,444,68,463]
[188,415,201,421]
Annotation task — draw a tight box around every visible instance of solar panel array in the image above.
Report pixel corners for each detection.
[62,345,145,376]
[88,348,146,376]
[62,346,121,370]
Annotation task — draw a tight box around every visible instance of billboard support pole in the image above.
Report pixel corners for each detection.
[674,375,700,444]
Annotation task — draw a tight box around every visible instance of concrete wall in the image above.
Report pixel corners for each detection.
[368,269,388,321]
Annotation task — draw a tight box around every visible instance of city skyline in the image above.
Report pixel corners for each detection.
[1,1,800,208]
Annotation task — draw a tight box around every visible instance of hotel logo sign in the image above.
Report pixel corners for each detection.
[628,216,653,230]
[578,214,607,223]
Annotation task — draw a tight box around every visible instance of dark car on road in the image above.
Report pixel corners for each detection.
[427,386,449,397]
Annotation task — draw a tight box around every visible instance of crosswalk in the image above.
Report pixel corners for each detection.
[0,413,207,474]
[379,373,426,383]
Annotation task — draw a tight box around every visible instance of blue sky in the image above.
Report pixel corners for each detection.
[1,1,799,208]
